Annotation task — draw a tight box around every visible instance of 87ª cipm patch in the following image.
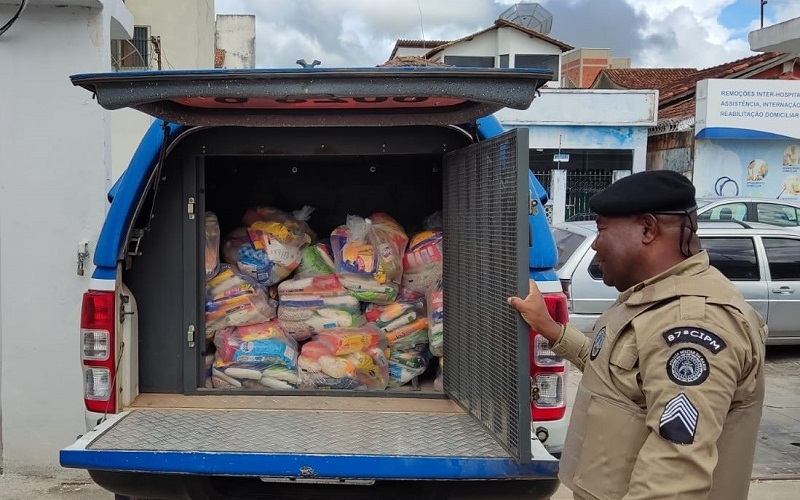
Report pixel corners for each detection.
[667,348,709,386]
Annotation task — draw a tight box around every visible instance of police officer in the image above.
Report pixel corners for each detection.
[509,170,766,500]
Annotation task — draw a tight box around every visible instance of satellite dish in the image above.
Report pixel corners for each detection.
[498,3,553,35]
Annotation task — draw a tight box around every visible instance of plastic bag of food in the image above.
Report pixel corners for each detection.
[222,227,250,266]
[242,205,316,242]
[205,265,277,337]
[427,278,444,356]
[277,274,365,341]
[223,206,314,287]
[295,242,336,277]
[298,326,389,390]
[366,292,430,387]
[205,212,221,279]
[401,230,443,295]
[213,321,298,389]
[388,345,433,388]
[330,213,408,304]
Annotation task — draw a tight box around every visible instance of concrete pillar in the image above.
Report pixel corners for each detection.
[612,169,632,183]
[551,169,568,224]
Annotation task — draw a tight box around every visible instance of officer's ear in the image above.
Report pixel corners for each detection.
[640,213,659,244]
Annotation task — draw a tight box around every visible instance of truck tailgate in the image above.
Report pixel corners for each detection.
[61,396,558,480]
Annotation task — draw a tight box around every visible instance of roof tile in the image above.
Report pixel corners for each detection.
[595,68,697,91]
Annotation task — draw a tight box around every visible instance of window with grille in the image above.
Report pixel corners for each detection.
[112,26,149,70]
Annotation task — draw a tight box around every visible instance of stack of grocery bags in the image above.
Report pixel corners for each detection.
[203,206,444,391]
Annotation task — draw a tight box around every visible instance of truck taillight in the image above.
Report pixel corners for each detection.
[530,291,569,421]
[80,290,116,414]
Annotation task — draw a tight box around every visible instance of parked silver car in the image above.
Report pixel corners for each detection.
[553,220,800,345]
[696,196,800,230]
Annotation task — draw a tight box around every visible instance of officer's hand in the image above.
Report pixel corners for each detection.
[508,280,563,344]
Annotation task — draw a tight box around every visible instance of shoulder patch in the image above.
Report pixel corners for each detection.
[590,327,606,361]
[667,348,709,386]
[662,327,727,355]
[659,393,698,445]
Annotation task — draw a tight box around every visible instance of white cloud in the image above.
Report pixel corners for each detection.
[215,0,797,69]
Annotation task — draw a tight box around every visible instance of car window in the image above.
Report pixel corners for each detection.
[700,237,760,281]
[588,256,602,280]
[698,202,747,222]
[552,228,587,270]
[762,237,800,280]
[756,203,800,227]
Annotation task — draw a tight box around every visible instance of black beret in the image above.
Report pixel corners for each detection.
[589,170,696,217]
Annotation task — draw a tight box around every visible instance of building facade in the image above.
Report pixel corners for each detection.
[0,0,132,476]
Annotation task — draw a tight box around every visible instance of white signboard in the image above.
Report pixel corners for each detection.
[695,79,800,140]
[553,153,570,162]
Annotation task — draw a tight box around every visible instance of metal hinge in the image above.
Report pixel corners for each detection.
[187,197,196,220]
[187,324,196,348]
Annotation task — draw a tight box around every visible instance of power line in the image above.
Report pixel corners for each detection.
[0,0,28,39]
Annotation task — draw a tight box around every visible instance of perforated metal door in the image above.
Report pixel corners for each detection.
[442,129,531,461]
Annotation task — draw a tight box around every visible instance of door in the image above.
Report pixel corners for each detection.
[442,129,532,461]
[761,236,800,341]
[700,236,769,323]
[70,67,552,127]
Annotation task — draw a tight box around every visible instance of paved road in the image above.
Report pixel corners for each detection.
[2,346,798,499]
[550,344,800,498]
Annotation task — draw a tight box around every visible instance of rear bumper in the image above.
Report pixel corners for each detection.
[89,470,561,500]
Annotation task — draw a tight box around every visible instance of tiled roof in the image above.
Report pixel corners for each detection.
[657,52,791,122]
[659,52,785,102]
[595,68,697,91]
[658,99,695,120]
[378,56,451,67]
[425,19,573,58]
[389,39,451,59]
[394,39,452,49]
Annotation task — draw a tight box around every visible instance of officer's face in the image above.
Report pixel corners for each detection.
[592,215,645,292]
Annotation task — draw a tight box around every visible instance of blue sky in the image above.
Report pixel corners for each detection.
[215,0,800,69]
[720,0,771,33]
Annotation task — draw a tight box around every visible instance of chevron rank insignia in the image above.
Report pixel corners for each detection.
[659,393,698,445]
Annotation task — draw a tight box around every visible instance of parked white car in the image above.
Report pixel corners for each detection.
[553,220,800,345]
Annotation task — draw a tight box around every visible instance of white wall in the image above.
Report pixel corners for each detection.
[496,89,655,173]
[0,0,131,475]
[216,14,256,69]
[111,0,216,180]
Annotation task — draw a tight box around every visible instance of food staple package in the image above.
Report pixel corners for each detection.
[330,213,408,304]
[401,230,443,295]
[295,242,336,277]
[204,265,277,338]
[277,274,365,341]
[298,326,389,390]
[223,206,315,287]
[212,321,299,390]
[427,279,444,357]
[366,293,431,387]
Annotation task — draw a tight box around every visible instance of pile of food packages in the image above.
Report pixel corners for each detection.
[203,206,445,391]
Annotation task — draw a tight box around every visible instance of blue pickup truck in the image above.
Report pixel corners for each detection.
[61,67,569,500]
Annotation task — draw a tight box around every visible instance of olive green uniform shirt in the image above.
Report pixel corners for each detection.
[553,251,766,500]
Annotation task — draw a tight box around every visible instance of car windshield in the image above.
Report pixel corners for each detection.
[552,228,587,270]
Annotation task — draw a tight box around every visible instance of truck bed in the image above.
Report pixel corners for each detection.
[62,395,558,480]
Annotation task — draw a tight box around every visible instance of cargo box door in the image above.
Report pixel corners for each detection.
[442,129,532,461]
